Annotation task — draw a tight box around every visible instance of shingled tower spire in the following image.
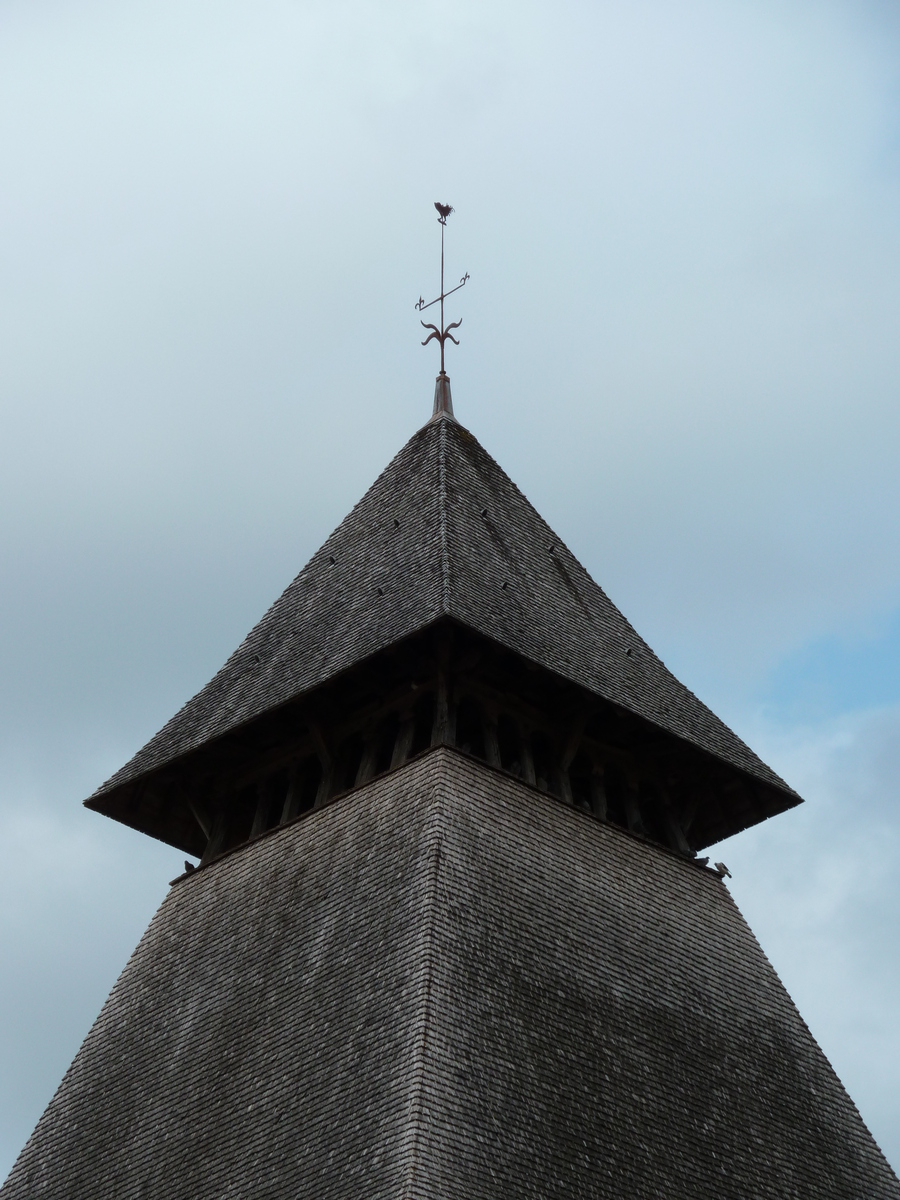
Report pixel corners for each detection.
[3,358,898,1196]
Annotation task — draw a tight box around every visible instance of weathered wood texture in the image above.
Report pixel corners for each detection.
[4,750,896,1200]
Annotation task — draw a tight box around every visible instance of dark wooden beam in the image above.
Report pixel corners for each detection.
[200,806,229,865]
[624,780,643,833]
[659,786,692,855]
[518,723,536,787]
[312,724,334,809]
[556,712,588,807]
[431,672,455,748]
[188,798,211,840]
[482,705,502,769]
[280,765,301,823]
[355,735,379,787]
[250,781,269,838]
[590,767,607,820]
[560,713,587,771]
[391,712,416,770]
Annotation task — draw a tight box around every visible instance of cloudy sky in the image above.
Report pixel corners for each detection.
[1,0,899,1178]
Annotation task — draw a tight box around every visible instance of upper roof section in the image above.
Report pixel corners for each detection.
[93,408,793,813]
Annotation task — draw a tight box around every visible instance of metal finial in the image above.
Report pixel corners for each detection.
[415,202,469,394]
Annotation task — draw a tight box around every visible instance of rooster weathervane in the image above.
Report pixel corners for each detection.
[416,203,469,376]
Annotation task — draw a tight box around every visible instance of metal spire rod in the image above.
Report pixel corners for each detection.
[416,203,469,376]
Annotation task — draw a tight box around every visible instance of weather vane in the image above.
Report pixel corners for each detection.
[416,203,469,381]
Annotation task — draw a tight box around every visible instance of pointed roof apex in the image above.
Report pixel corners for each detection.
[431,373,455,420]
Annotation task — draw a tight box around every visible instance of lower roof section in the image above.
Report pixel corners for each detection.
[5,750,897,1199]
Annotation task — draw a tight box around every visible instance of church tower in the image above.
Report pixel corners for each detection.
[3,215,898,1198]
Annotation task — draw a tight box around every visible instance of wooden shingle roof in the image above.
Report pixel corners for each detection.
[5,751,896,1199]
[92,412,794,806]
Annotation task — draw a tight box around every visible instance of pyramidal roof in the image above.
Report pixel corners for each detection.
[93,410,793,804]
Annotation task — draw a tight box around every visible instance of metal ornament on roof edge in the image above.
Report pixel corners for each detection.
[416,202,469,417]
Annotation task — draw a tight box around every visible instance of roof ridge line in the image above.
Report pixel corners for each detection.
[439,419,450,615]
[400,781,444,1200]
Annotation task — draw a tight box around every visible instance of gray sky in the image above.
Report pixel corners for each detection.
[2,0,899,1177]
